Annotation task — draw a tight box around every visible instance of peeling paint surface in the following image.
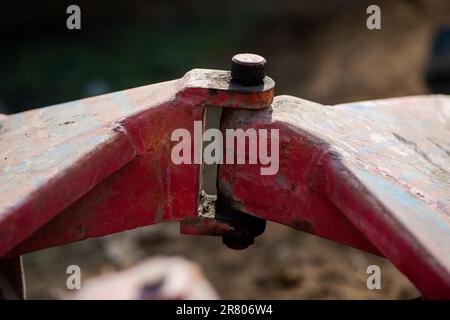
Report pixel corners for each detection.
[0,69,274,257]
[219,94,450,298]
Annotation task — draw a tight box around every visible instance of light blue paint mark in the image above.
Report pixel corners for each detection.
[354,168,450,254]
[0,133,111,193]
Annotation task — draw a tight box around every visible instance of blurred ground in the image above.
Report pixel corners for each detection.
[2,0,449,298]
[25,223,418,299]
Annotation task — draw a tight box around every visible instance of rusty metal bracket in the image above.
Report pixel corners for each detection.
[180,54,270,249]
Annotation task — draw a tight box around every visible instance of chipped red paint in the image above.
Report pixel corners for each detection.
[218,95,450,299]
[1,67,449,299]
[0,69,274,257]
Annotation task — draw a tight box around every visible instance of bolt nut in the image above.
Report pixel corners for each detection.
[231,53,266,86]
[222,234,255,250]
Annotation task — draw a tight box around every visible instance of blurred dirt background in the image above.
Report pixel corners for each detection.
[2,0,450,299]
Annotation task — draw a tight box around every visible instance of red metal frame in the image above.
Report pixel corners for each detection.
[1,68,449,299]
[0,69,274,257]
[219,95,450,299]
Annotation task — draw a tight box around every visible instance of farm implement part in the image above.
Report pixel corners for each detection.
[0,54,449,299]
